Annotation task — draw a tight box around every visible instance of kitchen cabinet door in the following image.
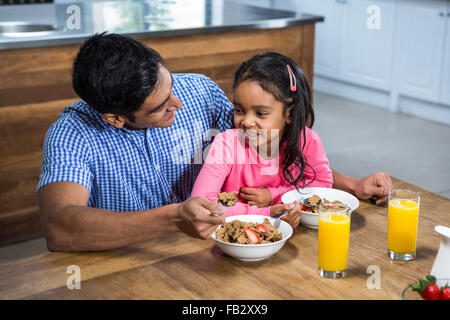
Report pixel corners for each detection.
[339,0,395,90]
[440,4,450,106]
[397,0,447,103]
[297,0,340,78]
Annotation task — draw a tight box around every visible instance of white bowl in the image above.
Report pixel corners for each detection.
[211,215,293,261]
[281,187,359,229]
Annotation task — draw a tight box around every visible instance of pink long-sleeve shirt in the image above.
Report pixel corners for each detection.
[191,128,333,216]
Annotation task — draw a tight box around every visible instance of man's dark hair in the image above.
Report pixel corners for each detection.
[72,32,163,122]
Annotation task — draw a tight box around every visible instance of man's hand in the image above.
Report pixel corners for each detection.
[175,197,226,239]
[240,187,271,207]
[270,202,301,229]
[353,172,393,205]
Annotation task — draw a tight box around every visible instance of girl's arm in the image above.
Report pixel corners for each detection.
[240,185,298,206]
[239,185,295,207]
[191,132,270,216]
[267,185,297,204]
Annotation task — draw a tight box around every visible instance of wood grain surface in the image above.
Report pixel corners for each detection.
[0,24,315,246]
[0,177,448,300]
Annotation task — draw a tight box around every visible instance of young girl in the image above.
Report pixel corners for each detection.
[191,52,333,226]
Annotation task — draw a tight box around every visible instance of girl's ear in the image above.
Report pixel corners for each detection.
[285,105,294,124]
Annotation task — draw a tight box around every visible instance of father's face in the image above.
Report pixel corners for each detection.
[125,65,183,129]
[126,66,182,129]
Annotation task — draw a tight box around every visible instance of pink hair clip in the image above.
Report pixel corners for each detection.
[287,64,297,92]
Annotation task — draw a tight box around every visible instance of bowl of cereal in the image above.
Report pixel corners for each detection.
[211,215,293,261]
[281,187,359,229]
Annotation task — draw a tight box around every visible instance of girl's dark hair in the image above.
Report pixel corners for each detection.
[72,32,163,122]
[233,52,316,189]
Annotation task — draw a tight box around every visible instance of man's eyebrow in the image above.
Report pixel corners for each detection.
[147,73,174,114]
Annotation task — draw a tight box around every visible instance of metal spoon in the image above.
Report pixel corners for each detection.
[210,211,222,217]
[211,192,238,216]
[272,198,316,228]
[299,197,319,209]
[272,209,292,229]
[218,200,234,208]
[210,202,229,217]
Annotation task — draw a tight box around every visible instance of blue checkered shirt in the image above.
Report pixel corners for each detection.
[37,73,233,211]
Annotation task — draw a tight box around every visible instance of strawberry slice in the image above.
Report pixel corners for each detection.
[255,224,267,233]
[244,227,260,244]
[300,204,309,211]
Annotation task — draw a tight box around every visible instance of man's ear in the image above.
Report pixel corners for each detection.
[101,113,127,128]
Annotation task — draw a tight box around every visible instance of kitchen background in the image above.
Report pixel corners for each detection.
[0,0,449,264]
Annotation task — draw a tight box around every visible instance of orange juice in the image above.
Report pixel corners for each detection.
[388,199,419,254]
[318,213,351,272]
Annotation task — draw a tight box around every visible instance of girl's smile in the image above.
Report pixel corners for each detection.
[233,80,290,153]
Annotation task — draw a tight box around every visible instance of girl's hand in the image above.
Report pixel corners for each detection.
[240,187,271,207]
[270,202,301,229]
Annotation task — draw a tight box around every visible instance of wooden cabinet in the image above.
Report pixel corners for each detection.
[396,0,447,103]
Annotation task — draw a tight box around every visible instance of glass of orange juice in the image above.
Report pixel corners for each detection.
[388,190,420,261]
[318,203,351,279]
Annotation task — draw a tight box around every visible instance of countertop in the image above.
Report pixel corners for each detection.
[0,0,324,50]
[1,177,449,300]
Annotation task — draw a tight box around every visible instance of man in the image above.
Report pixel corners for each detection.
[37,33,392,252]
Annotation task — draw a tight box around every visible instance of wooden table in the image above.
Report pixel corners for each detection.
[0,177,449,300]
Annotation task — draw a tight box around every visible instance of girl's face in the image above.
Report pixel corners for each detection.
[233,80,291,151]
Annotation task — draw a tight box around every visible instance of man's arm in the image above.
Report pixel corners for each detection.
[332,170,393,204]
[37,181,225,252]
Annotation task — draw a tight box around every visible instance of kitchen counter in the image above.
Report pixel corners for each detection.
[0,177,448,300]
[0,0,323,248]
[0,0,323,50]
